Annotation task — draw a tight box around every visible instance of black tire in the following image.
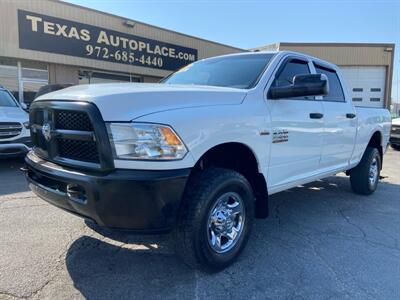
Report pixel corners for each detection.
[175,168,254,272]
[391,144,400,151]
[350,147,381,195]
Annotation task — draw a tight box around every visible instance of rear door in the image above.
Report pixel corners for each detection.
[266,56,325,190]
[313,62,357,171]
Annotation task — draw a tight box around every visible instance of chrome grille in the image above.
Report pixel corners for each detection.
[0,122,22,139]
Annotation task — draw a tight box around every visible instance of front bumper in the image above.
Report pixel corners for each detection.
[24,151,190,232]
[390,134,400,146]
[0,137,32,157]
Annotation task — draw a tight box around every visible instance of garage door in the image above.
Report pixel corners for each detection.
[340,66,386,108]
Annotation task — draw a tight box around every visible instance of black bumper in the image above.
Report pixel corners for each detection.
[390,136,400,146]
[24,151,190,233]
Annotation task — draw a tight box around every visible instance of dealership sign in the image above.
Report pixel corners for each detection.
[18,10,198,71]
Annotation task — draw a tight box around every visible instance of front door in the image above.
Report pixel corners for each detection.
[266,57,324,191]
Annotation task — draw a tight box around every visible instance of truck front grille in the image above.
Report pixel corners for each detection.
[56,110,93,131]
[0,122,22,139]
[57,138,99,163]
[29,101,113,171]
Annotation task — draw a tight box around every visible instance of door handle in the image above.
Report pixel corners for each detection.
[346,113,356,119]
[309,113,324,119]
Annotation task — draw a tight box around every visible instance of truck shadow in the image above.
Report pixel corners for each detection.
[65,175,400,299]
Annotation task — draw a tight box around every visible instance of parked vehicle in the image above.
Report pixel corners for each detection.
[0,86,31,158]
[24,51,391,271]
[390,118,400,150]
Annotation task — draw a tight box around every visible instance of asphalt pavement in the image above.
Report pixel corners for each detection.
[0,149,399,299]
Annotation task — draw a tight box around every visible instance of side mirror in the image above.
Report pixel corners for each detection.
[20,102,28,110]
[269,73,329,99]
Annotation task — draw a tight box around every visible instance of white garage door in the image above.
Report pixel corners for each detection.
[340,66,386,108]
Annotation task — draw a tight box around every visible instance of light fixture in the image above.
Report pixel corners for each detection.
[124,20,136,28]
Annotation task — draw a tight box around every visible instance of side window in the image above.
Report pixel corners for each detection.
[314,64,345,102]
[271,59,313,100]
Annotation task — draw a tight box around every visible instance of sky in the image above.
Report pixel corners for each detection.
[64,0,400,103]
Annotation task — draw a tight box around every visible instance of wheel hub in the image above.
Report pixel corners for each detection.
[369,157,379,186]
[207,192,245,254]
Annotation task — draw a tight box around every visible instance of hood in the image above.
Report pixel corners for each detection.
[392,118,400,126]
[0,106,28,122]
[35,83,247,121]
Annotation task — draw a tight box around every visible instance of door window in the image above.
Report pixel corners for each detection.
[314,64,345,102]
[271,59,313,100]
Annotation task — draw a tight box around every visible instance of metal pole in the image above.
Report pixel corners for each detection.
[17,61,23,104]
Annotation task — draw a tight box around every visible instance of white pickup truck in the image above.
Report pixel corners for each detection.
[24,51,391,271]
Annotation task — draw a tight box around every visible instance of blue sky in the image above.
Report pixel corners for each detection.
[65,0,399,102]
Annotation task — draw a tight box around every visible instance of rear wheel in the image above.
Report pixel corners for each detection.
[350,147,381,195]
[175,168,254,272]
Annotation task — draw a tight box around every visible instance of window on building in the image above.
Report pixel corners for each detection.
[370,98,380,102]
[0,58,49,104]
[21,65,49,105]
[370,88,381,92]
[271,59,313,100]
[352,97,362,102]
[314,64,345,102]
[353,88,363,92]
[0,63,18,99]
[79,70,141,84]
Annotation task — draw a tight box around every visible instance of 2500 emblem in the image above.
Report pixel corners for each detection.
[272,129,289,144]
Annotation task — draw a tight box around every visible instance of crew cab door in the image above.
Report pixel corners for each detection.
[266,57,324,191]
[312,62,357,170]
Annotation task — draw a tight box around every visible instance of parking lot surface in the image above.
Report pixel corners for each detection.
[0,149,399,300]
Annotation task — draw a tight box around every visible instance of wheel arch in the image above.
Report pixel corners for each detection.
[191,142,269,218]
[367,130,383,168]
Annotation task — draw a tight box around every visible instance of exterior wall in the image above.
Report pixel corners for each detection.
[277,43,393,66]
[0,0,243,79]
[48,64,79,85]
[256,43,395,108]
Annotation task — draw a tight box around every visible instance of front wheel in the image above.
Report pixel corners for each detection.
[175,168,254,272]
[350,147,381,195]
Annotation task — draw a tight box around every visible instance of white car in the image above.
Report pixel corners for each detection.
[390,117,400,150]
[0,86,31,158]
[24,51,391,271]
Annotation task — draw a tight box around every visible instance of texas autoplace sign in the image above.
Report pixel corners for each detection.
[18,10,198,71]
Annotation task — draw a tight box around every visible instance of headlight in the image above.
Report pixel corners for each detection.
[23,121,30,129]
[107,123,187,160]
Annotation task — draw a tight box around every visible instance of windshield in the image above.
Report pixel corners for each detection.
[162,53,274,89]
[0,90,18,107]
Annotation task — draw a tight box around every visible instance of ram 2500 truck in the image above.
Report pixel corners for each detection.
[24,51,391,271]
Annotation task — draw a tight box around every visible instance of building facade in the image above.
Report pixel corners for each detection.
[0,0,243,104]
[255,42,395,109]
[0,1,395,110]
